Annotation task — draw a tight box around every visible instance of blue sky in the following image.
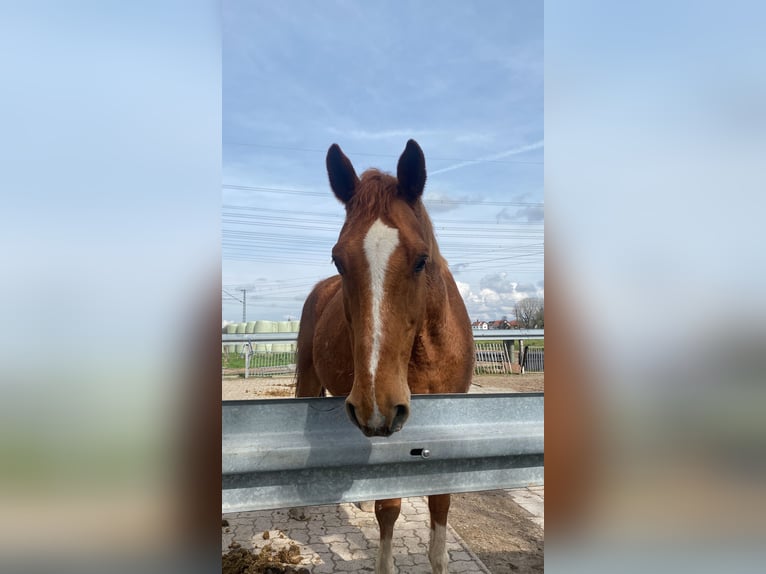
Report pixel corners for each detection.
[222,1,543,323]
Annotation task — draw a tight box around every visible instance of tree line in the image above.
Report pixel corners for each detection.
[514,297,544,329]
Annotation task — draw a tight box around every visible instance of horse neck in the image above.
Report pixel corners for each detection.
[417,204,452,321]
[414,200,444,266]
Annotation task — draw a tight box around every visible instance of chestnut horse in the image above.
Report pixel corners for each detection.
[296,140,474,574]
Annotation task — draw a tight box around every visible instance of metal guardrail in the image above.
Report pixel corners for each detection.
[471,328,544,340]
[222,393,544,513]
[224,332,300,343]
[223,328,544,344]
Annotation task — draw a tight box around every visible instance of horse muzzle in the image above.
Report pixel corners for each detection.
[345,401,410,437]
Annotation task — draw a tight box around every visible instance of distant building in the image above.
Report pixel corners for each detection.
[471,320,489,330]
[486,319,518,330]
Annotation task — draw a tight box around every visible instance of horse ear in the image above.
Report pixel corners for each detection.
[397,139,427,203]
[326,144,359,204]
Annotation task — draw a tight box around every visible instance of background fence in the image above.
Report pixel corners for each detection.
[224,329,543,377]
[474,341,514,374]
[523,347,544,372]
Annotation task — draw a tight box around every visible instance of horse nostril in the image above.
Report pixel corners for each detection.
[390,404,410,433]
[345,401,361,429]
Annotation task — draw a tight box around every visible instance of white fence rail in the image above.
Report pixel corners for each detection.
[223,330,544,377]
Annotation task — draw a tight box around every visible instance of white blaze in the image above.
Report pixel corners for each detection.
[363,218,399,428]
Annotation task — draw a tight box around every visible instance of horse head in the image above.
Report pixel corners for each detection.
[326,140,434,437]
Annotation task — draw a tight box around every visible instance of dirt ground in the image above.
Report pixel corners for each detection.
[222,372,544,573]
[449,490,544,573]
[221,371,544,400]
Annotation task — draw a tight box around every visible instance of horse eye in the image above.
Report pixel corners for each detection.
[332,256,344,275]
[414,255,428,273]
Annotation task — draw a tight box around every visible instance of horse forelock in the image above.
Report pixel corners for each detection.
[344,169,396,221]
[343,169,444,263]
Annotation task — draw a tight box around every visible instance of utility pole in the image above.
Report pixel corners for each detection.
[241,289,247,322]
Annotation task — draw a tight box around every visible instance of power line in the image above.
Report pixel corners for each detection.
[222,223,543,242]
[223,184,544,208]
[224,276,320,288]
[223,204,543,226]
[222,210,543,230]
[223,142,543,165]
[222,289,243,303]
[224,184,326,197]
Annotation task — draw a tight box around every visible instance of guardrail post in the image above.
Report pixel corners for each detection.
[503,339,514,373]
[243,342,252,379]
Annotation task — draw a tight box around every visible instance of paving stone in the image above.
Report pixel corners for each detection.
[332,525,359,534]
[328,540,351,559]
[359,526,380,540]
[236,526,256,540]
[450,550,473,561]
[412,553,430,565]
[310,560,335,573]
[398,519,427,530]
[315,552,334,564]
[222,488,544,573]
[413,527,432,542]
[334,558,373,571]
[402,535,426,553]
[451,559,486,572]
[349,549,374,561]
[400,559,432,573]
[289,530,309,544]
[346,532,369,550]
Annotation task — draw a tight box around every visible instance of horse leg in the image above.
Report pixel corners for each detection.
[375,498,401,574]
[295,364,324,398]
[427,494,450,574]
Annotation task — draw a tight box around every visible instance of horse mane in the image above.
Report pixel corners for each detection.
[345,169,445,265]
[345,169,396,220]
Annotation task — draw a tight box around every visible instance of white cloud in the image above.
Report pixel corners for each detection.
[423,189,474,213]
[496,205,544,223]
[459,272,544,321]
[455,280,472,299]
